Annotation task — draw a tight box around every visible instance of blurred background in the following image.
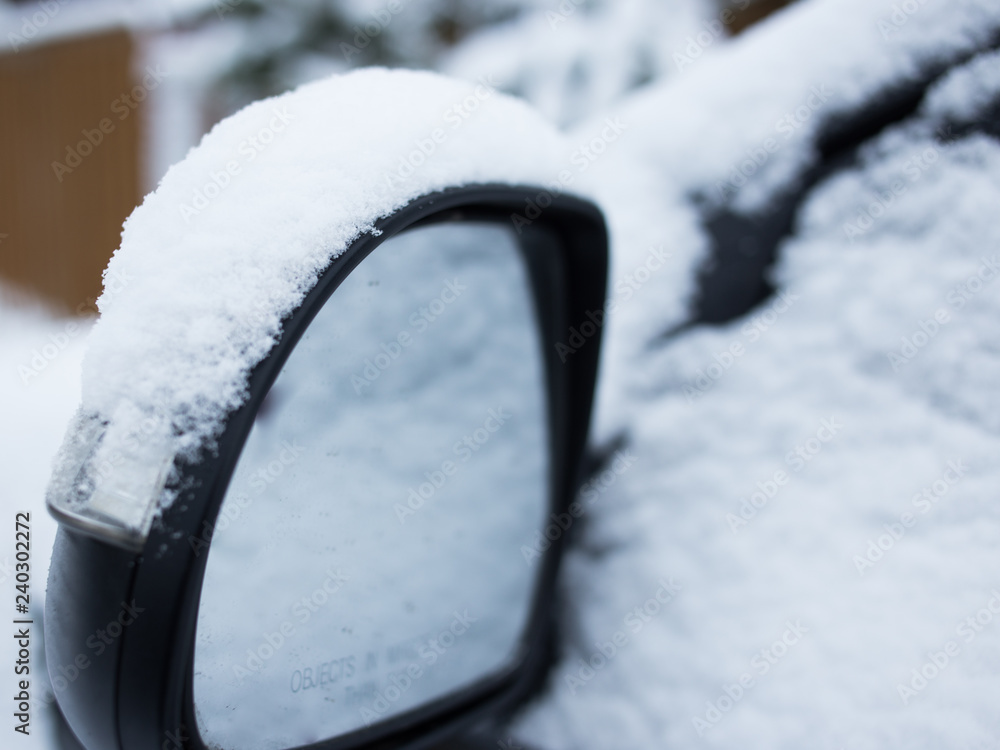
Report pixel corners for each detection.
[0,0,794,314]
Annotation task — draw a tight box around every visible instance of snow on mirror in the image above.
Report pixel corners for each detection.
[193,222,548,750]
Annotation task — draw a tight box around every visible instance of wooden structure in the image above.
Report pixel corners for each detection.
[724,0,799,34]
[0,28,141,313]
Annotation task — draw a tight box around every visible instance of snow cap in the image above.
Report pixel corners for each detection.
[46,67,573,545]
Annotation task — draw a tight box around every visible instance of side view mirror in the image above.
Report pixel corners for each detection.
[43,71,607,750]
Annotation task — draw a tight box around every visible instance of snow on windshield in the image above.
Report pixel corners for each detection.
[513,2,1000,747]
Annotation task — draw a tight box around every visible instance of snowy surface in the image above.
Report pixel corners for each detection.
[45,67,573,536]
[574,0,1000,441]
[511,1,1000,748]
[12,0,1000,747]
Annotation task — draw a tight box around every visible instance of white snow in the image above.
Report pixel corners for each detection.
[923,46,1000,124]
[572,0,1000,444]
[45,67,575,536]
[17,0,1000,746]
[512,1,1000,747]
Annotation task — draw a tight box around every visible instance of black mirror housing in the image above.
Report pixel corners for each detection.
[45,184,607,750]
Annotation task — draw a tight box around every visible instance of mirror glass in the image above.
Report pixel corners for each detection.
[192,221,549,750]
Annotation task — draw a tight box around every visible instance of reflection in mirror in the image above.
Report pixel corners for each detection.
[193,222,549,750]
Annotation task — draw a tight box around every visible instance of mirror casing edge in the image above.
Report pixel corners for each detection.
[44,184,608,750]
